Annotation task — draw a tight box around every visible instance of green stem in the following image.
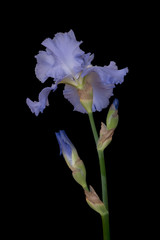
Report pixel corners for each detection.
[83,184,89,192]
[88,112,109,208]
[102,213,110,240]
[98,150,109,210]
[88,112,98,143]
[88,112,110,240]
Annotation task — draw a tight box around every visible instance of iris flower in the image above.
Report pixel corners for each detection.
[26,30,128,115]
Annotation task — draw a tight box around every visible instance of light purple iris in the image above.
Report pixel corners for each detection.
[26,30,128,115]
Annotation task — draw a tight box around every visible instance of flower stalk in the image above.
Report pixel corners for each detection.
[102,213,110,240]
[88,112,110,240]
[88,113,109,208]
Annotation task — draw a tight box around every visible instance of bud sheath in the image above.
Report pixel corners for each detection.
[97,99,119,151]
[85,186,108,216]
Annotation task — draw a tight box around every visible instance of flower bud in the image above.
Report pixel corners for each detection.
[97,122,114,151]
[106,98,119,130]
[97,99,119,151]
[55,130,87,189]
[85,186,108,216]
[77,80,93,113]
[72,159,87,189]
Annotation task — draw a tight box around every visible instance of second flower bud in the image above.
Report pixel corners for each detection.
[97,99,119,151]
[55,130,88,190]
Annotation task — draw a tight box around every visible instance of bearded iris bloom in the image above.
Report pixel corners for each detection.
[26,30,128,115]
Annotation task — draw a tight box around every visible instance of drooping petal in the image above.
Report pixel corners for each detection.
[63,60,128,113]
[86,72,114,112]
[26,84,57,116]
[69,61,128,112]
[26,99,41,116]
[63,73,115,114]
[63,77,114,114]
[82,61,128,85]
[35,30,86,83]
[64,70,123,113]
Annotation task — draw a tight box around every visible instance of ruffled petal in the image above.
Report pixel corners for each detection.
[81,53,94,68]
[82,61,128,85]
[36,30,85,82]
[26,99,41,116]
[86,72,114,112]
[62,61,128,113]
[35,50,55,83]
[26,84,57,116]
[63,73,114,113]
[106,61,118,70]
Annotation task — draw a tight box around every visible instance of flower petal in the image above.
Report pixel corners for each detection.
[55,130,74,165]
[82,61,128,85]
[63,72,115,113]
[86,72,114,112]
[78,61,128,112]
[26,84,57,116]
[26,98,41,116]
[81,53,94,68]
[37,30,85,81]
[35,50,55,83]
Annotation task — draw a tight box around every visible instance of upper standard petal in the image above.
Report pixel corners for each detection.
[35,50,55,83]
[38,30,85,81]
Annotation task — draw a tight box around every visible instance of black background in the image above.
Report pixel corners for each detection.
[5,1,155,240]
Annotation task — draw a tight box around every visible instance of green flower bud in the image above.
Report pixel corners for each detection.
[97,99,119,151]
[106,99,119,130]
[72,159,87,190]
[85,186,108,216]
